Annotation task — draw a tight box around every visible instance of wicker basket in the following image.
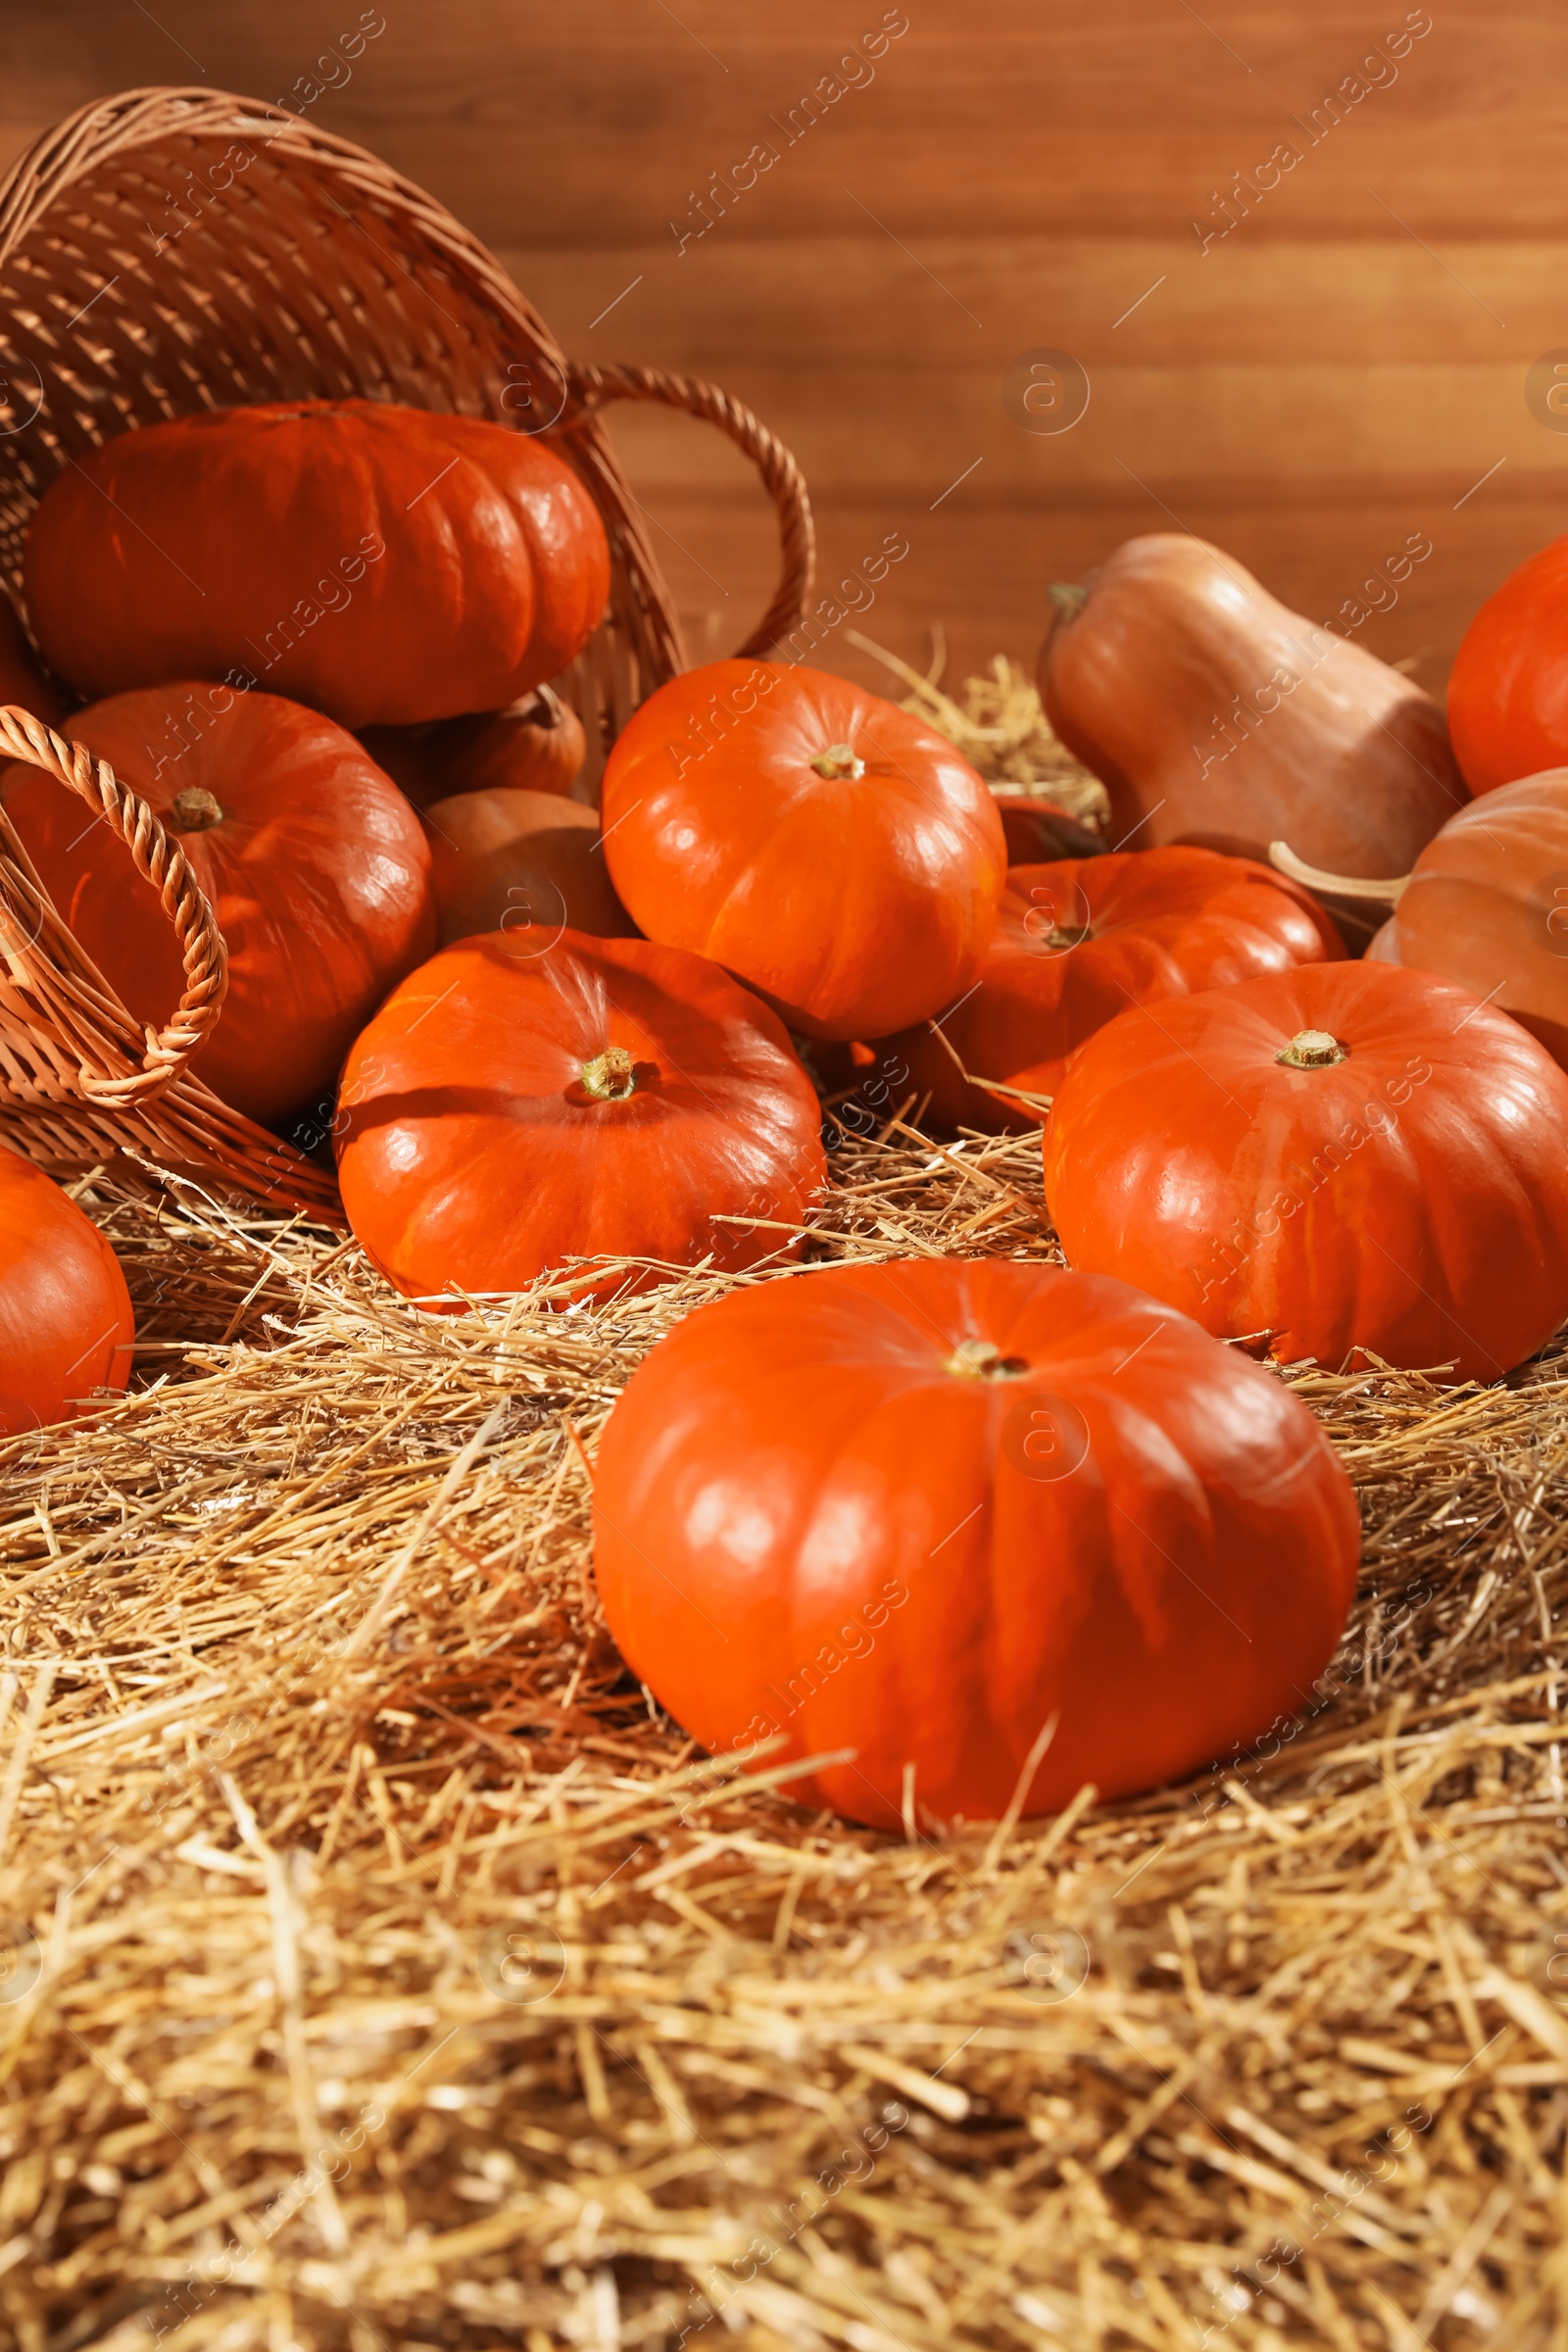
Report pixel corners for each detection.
[0,86,814,1220]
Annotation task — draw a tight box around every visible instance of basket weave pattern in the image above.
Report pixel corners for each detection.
[0,86,814,1215]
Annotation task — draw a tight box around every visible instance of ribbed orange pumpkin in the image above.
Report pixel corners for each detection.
[599,662,1006,1041]
[336,929,826,1305]
[866,846,1343,1135]
[594,1259,1360,1830]
[1447,534,1568,795]
[0,1155,133,1435]
[24,401,611,727]
[1045,960,1568,1383]
[2,684,437,1129]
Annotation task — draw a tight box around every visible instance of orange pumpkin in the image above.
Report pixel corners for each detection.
[422,789,637,948]
[866,846,1344,1136]
[1446,534,1568,795]
[336,929,827,1305]
[0,1155,133,1434]
[1044,960,1568,1383]
[2,684,437,1130]
[593,1258,1360,1829]
[600,662,1006,1041]
[0,590,64,729]
[361,686,588,812]
[24,402,611,727]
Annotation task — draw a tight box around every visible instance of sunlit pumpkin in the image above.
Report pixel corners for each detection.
[1,684,437,1130]
[593,1258,1360,1830]
[1044,960,1568,1383]
[336,929,826,1305]
[599,662,1006,1040]
[1447,533,1568,795]
[24,402,611,727]
[0,1154,133,1434]
[866,846,1344,1135]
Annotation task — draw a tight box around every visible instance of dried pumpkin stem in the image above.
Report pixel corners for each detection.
[946,1337,1029,1379]
[1278,1029,1348,1070]
[519,683,565,732]
[167,787,224,833]
[1047,581,1090,616]
[809,743,865,781]
[581,1045,638,1101]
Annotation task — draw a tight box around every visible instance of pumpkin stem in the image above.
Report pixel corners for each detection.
[1043,923,1093,950]
[518,683,565,732]
[946,1337,1029,1379]
[1047,582,1089,615]
[167,787,223,833]
[1278,1028,1348,1069]
[809,743,866,781]
[580,1045,638,1101]
[1269,839,1408,904]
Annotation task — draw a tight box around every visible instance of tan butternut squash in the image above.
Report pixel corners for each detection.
[1038,534,1463,945]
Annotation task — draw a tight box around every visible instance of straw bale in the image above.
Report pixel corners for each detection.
[2,1117,1566,2350]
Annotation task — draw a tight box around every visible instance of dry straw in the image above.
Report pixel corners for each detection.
[3,1115,1566,2352]
[848,629,1109,824]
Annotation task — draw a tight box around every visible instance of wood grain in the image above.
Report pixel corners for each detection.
[1,1,1565,700]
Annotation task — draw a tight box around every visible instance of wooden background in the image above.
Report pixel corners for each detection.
[2,0,1565,705]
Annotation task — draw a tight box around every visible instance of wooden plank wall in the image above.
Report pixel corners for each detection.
[2,0,1564,704]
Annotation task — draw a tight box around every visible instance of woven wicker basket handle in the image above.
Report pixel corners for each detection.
[564,363,814,660]
[0,706,227,1105]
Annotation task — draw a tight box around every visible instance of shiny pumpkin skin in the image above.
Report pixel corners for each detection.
[599,662,1006,1041]
[1375,768,1568,1067]
[0,1153,133,1434]
[361,687,588,812]
[336,929,827,1306]
[1038,535,1463,922]
[1,685,437,1130]
[0,591,64,728]
[1044,960,1568,1383]
[870,846,1344,1136]
[1446,536,1568,796]
[422,788,637,948]
[593,1258,1360,1830]
[24,402,611,727]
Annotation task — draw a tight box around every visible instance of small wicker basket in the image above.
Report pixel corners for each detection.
[0,86,815,1220]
